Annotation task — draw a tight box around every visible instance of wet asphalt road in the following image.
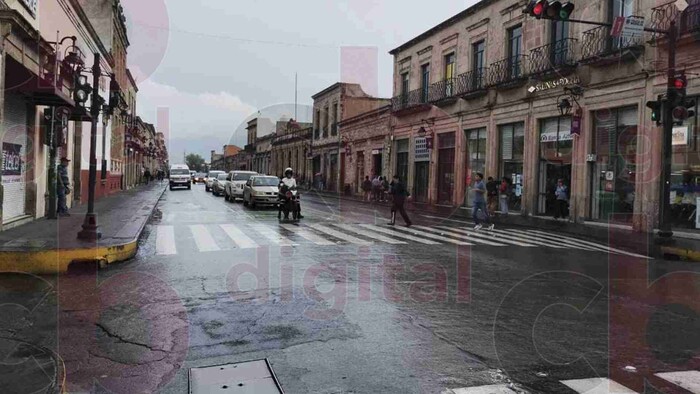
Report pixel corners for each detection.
[2,183,700,394]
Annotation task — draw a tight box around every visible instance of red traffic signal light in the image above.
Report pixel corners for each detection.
[533,1,545,17]
[673,76,687,90]
[525,0,548,19]
[525,0,573,20]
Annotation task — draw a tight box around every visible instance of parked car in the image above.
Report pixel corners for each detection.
[212,173,229,196]
[224,171,258,202]
[194,172,206,183]
[169,164,191,191]
[243,175,280,209]
[205,170,225,192]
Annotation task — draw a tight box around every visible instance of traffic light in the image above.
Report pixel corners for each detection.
[525,0,574,20]
[646,100,663,126]
[672,99,695,124]
[669,73,687,105]
[73,73,91,107]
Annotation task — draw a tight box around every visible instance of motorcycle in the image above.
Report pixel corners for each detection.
[278,184,301,221]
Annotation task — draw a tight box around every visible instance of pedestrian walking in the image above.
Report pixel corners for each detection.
[554,178,569,220]
[57,157,71,217]
[499,177,510,215]
[144,169,151,185]
[472,173,493,231]
[382,176,390,202]
[388,175,412,227]
[371,176,381,201]
[361,176,372,201]
[486,176,498,215]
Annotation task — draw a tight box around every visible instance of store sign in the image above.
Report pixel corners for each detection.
[540,131,574,143]
[527,75,580,93]
[19,0,37,17]
[672,126,688,146]
[414,137,430,162]
[2,143,22,176]
[621,16,644,38]
[371,149,382,155]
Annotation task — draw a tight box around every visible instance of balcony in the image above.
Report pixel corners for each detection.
[455,68,488,98]
[680,4,700,34]
[488,55,528,87]
[391,88,430,113]
[650,2,680,40]
[331,123,338,136]
[528,38,577,76]
[581,25,643,63]
[427,78,459,104]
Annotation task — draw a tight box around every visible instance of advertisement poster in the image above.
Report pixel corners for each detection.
[2,143,22,178]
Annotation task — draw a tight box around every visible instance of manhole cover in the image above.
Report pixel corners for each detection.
[189,358,283,393]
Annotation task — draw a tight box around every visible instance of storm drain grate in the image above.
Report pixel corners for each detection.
[189,358,284,394]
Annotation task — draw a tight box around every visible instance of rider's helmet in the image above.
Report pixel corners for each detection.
[284,167,293,177]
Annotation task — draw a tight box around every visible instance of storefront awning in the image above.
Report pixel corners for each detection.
[6,56,76,108]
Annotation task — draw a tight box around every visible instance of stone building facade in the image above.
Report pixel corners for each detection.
[271,119,312,180]
[386,0,700,232]
[253,133,274,175]
[339,105,392,194]
[310,83,390,192]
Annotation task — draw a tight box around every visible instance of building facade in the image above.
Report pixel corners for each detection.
[386,0,699,232]
[309,83,390,192]
[271,119,312,181]
[253,133,274,175]
[339,105,393,194]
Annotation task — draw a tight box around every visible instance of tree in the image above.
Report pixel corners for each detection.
[185,153,205,172]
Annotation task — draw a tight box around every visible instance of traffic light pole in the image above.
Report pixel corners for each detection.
[659,20,677,239]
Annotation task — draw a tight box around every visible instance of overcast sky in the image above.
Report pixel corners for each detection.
[124,0,477,162]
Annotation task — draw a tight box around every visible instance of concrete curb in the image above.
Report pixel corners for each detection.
[0,185,167,275]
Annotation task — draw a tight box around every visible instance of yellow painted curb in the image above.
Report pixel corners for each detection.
[660,246,700,262]
[0,240,138,274]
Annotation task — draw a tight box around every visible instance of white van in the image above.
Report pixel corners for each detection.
[169,164,191,190]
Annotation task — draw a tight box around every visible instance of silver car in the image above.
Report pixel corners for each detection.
[212,173,229,196]
[205,170,225,192]
[224,171,258,202]
[243,176,280,209]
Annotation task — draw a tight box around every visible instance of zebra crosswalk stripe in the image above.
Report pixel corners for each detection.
[358,224,440,245]
[413,226,507,247]
[249,225,298,246]
[449,384,516,393]
[525,229,651,259]
[560,377,638,393]
[189,225,221,252]
[433,226,536,247]
[220,224,258,249]
[389,226,473,246]
[332,224,407,245]
[307,223,373,245]
[156,225,177,255]
[280,224,336,246]
[502,228,605,252]
[655,370,700,393]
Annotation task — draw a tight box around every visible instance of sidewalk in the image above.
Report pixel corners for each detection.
[306,188,700,261]
[0,182,167,274]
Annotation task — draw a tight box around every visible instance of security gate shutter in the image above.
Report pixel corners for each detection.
[2,92,28,223]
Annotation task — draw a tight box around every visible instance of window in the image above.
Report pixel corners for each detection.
[444,53,455,95]
[421,64,430,102]
[401,72,409,96]
[538,117,573,215]
[611,0,634,49]
[670,97,700,229]
[332,103,338,136]
[499,122,525,211]
[396,139,409,184]
[466,128,486,207]
[551,21,570,66]
[472,41,485,89]
[507,25,523,78]
[314,109,321,139]
[323,106,329,138]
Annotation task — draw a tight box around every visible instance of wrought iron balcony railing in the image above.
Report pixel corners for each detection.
[428,78,458,102]
[581,25,644,60]
[528,38,577,75]
[455,68,488,95]
[680,4,700,33]
[488,55,528,86]
[391,88,429,112]
[650,2,681,40]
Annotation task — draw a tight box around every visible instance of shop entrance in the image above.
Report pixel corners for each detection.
[437,132,456,205]
[356,151,365,193]
[372,151,383,178]
[414,162,429,203]
[538,161,572,216]
[537,116,573,216]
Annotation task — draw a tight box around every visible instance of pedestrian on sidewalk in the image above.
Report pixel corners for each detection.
[362,176,372,201]
[486,176,498,215]
[388,175,412,227]
[381,176,390,202]
[472,173,494,231]
[144,169,151,185]
[554,178,569,220]
[371,176,381,202]
[57,157,71,217]
[499,177,510,216]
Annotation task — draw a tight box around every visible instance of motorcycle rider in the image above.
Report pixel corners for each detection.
[279,167,303,219]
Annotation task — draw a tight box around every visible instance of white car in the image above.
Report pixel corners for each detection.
[212,173,229,196]
[169,164,191,191]
[205,170,225,192]
[243,176,280,209]
[224,171,258,202]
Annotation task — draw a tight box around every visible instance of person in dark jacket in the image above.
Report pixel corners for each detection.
[388,175,412,227]
[57,157,71,217]
[361,176,372,201]
[486,176,498,215]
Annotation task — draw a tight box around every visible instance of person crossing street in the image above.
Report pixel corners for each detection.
[388,175,412,227]
[472,173,494,231]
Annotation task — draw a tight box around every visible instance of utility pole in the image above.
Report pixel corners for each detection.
[658,20,678,239]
